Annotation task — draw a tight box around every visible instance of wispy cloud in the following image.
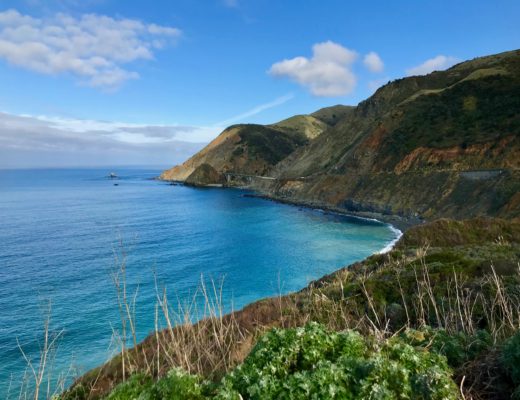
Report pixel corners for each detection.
[269,41,358,97]
[0,9,181,89]
[0,111,213,168]
[215,93,294,127]
[406,55,459,76]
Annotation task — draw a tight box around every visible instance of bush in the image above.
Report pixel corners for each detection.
[105,373,154,400]
[402,327,492,368]
[105,369,208,400]
[150,368,208,400]
[215,323,458,399]
[102,324,460,399]
[502,331,520,397]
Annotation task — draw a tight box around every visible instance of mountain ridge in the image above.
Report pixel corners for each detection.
[161,49,520,225]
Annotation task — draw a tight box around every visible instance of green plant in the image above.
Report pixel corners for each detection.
[403,327,492,368]
[215,323,458,399]
[150,368,207,400]
[105,373,153,400]
[501,331,520,397]
[104,369,209,400]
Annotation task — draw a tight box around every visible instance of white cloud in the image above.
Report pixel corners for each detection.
[0,9,181,89]
[215,93,294,126]
[269,41,358,97]
[0,111,215,167]
[363,51,384,73]
[406,55,459,76]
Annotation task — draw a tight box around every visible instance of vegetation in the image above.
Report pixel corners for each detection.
[501,332,520,398]
[47,217,519,399]
[161,50,520,222]
[95,323,458,400]
[382,74,520,167]
[217,323,458,399]
[14,50,520,399]
[234,124,307,165]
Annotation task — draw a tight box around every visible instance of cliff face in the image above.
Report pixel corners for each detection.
[161,49,520,222]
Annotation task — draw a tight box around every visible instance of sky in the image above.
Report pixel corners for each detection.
[0,0,518,168]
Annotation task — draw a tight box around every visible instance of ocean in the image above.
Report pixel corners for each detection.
[0,168,399,396]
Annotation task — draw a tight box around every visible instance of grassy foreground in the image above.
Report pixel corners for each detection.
[60,217,520,399]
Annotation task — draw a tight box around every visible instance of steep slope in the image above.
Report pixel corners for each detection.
[159,124,306,182]
[64,217,520,399]
[269,114,328,139]
[266,49,520,222]
[161,49,520,222]
[159,113,336,183]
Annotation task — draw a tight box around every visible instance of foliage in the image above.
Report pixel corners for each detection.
[402,327,492,368]
[215,322,458,399]
[501,331,520,397]
[150,368,208,400]
[105,373,154,400]
[100,323,459,399]
[103,369,208,400]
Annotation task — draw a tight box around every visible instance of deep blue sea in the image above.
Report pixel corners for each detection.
[0,168,399,396]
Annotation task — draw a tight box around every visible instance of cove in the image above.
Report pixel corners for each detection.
[0,168,399,395]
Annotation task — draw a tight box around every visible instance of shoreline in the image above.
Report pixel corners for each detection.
[159,177,409,260]
[241,193,407,254]
[157,176,424,232]
[71,177,497,397]
[158,176,409,288]
[242,193,423,232]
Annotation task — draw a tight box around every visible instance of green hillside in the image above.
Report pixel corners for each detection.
[161,49,520,224]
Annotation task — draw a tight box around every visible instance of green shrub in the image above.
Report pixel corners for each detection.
[502,331,520,396]
[105,373,154,400]
[150,368,207,400]
[403,327,492,368]
[216,322,458,399]
[101,324,460,399]
[104,369,208,400]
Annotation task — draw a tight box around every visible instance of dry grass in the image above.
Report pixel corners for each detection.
[14,301,72,400]
[19,238,520,399]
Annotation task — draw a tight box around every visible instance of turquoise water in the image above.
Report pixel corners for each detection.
[0,168,398,396]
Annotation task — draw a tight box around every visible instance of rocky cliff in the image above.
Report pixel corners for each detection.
[161,49,520,223]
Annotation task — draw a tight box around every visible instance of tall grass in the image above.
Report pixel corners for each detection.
[19,243,520,399]
[14,301,71,400]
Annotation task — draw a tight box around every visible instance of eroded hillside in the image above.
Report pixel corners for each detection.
[161,49,520,223]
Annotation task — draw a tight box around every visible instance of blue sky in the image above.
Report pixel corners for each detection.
[0,0,518,168]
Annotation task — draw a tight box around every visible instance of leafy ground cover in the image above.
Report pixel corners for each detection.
[96,323,459,400]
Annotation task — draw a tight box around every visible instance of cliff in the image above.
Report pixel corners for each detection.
[161,49,520,223]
